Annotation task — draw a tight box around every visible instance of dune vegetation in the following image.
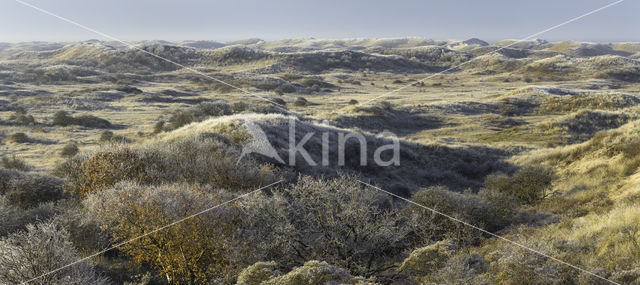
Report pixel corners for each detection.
[1,37,640,284]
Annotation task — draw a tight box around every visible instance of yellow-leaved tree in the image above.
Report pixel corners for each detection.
[84,182,240,284]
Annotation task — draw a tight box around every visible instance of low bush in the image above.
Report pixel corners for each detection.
[3,174,65,209]
[405,186,502,247]
[60,136,280,198]
[8,110,36,126]
[159,102,233,132]
[52,111,112,129]
[237,261,281,285]
[60,143,79,157]
[276,83,296,94]
[6,132,30,144]
[261,261,366,285]
[1,155,30,171]
[52,111,75,126]
[484,165,555,205]
[398,240,455,279]
[293,97,308,106]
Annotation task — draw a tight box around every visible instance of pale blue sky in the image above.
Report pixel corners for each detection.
[0,0,636,43]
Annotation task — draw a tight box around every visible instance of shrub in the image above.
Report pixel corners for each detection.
[68,147,154,198]
[99,130,114,142]
[510,166,555,204]
[484,241,565,284]
[293,96,308,106]
[4,174,65,209]
[52,110,75,126]
[52,111,112,128]
[8,111,36,126]
[162,102,234,131]
[232,102,250,113]
[74,115,113,128]
[483,165,555,205]
[237,261,281,285]
[240,176,405,275]
[262,261,365,285]
[478,186,519,220]
[85,182,239,284]
[271,97,286,106]
[152,120,165,134]
[0,198,58,238]
[6,132,30,143]
[0,221,109,284]
[116,86,143,94]
[277,83,296,94]
[1,155,31,171]
[348,99,359,105]
[398,240,454,279]
[60,137,279,197]
[405,186,501,247]
[60,143,79,157]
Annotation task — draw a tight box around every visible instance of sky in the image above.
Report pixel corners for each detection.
[0,0,637,43]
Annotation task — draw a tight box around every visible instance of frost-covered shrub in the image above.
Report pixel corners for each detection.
[240,176,405,275]
[262,261,368,285]
[4,174,65,209]
[398,240,455,277]
[61,136,279,197]
[0,221,109,284]
[405,186,501,247]
[236,261,281,285]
